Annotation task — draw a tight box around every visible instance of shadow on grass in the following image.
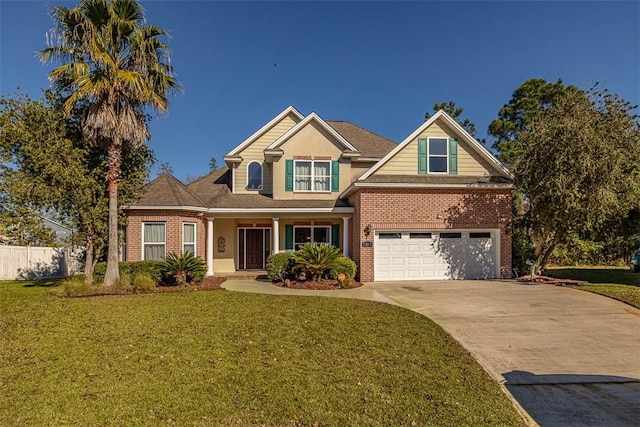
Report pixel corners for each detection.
[22,279,61,288]
[546,268,640,287]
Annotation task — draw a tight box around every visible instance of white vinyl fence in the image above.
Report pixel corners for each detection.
[0,245,71,280]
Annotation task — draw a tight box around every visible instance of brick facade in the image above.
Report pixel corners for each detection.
[349,188,512,282]
[125,210,207,261]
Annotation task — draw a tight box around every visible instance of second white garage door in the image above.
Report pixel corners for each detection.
[374,230,498,281]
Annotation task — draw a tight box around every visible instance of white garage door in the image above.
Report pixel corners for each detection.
[374,231,497,281]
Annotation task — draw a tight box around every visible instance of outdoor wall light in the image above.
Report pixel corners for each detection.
[364,223,372,236]
[436,212,443,219]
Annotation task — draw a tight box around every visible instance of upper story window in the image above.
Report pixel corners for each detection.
[295,160,331,191]
[428,138,448,173]
[418,137,457,175]
[247,161,262,190]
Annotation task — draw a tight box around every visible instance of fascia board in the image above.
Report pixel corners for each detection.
[225,106,304,156]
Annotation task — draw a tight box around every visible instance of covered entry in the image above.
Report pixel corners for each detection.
[374,230,498,281]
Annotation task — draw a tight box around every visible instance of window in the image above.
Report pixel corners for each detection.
[440,232,462,238]
[378,233,402,239]
[183,223,196,254]
[428,138,448,173]
[294,160,330,191]
[294,226,330,250]
[410,232,432,239]
[143,222,166,260]
[470,232,491,238]
[246,161,262,190]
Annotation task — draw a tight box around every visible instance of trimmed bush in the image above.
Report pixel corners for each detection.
[266,252,294,281]
[327,256,357,280]
[114,272,133,292]
[158,252,207,285]
[94,261,163,284]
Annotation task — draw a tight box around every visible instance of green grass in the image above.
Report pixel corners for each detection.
[546,267,640,308]
[0,280,524,426]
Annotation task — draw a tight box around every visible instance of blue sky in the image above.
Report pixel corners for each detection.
[1,1,638,182]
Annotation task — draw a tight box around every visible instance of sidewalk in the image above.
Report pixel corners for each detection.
[222,279,398,305]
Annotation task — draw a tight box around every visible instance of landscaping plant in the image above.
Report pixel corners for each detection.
[158,252,207,285]
[266,252,294,281]
[292,243,342,281]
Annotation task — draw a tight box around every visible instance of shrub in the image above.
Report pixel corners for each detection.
[94,261,163,284]
[132,273,157,292]
[293,243,342,281]
[327,256,357,280]
[158,252,207,285]
[266,252,294,281]
[59,276,95,296]
[114,272,133,292]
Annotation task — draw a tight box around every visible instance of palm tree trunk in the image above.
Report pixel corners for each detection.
[103,141,122,287]
[84,238,94,283]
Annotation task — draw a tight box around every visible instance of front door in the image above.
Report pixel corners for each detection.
[245,229,264,269]
[238,228,271,270]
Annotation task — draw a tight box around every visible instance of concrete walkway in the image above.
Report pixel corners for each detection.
[222,279,640,426]
[222,279,399,305]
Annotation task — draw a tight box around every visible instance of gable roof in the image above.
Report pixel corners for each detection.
[133,173,206,207]
[326,121,396,159]
[359,110,512,181]
[225,106,304,157]
[265,112,359,152]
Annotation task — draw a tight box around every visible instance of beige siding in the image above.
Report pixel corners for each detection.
[374,118,495,176]
[272,120,353,200]
[351,162,377,182]
[234,113,300,194]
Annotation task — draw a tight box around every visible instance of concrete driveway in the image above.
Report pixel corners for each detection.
[368,280,640,427]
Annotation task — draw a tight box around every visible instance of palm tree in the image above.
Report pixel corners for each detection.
[40,0,179,286]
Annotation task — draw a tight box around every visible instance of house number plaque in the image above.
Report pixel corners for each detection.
[217,236,226,252]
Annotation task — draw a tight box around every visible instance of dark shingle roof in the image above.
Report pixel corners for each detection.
[185,167,231,206]
[207,192,352,209]
[361,175,512,184]
[326,121,396,158]
[135,173,206,206]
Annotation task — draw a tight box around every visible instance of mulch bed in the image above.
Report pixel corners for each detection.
[274,278,363,290]
[155,276,227,292]
[517,275,586,286]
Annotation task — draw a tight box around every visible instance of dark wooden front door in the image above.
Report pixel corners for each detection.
[245,229,264,269]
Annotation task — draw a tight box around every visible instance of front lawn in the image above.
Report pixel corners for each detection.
[546,267,640,308]
[0,281,524,426]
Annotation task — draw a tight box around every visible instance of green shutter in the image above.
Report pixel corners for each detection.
[418,138,427,174]
[285,224,293,251]
[285,159,293,191]
[449,138,458,175]
[331,160,340,192]
[331,224,340,248]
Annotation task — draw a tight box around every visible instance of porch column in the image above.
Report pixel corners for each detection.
[272,217,280,254]
[207,217,214,275]
[342,216,350,258]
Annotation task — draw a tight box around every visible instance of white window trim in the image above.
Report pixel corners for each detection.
[183,222,196,255]
[293,225,331,249]
[427,137,449,174]
[141,221,166,261]
[246,160,263,191]
[293,160,331,192]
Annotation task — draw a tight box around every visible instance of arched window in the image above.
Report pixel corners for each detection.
[247,161,262,190]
